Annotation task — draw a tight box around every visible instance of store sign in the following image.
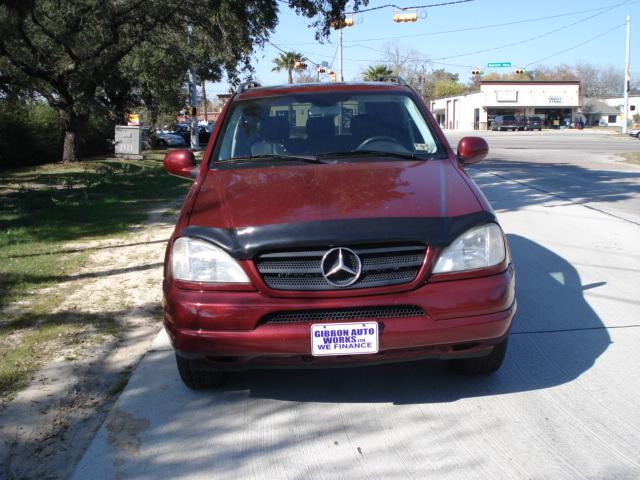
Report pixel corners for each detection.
[548,96,563,104]
[496,90,518,102]
[127,113,141,126]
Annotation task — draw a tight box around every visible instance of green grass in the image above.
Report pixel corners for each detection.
[0,156,188,401]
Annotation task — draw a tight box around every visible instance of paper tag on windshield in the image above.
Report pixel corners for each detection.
[414,143,430,151]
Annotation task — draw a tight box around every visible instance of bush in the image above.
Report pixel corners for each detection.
[0,100,115,169]
[0,100,63,168]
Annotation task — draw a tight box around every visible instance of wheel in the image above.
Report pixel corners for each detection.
[175,354,226,389]
[449,338,508,374]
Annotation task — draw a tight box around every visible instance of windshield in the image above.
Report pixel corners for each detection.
[211,92,443,164]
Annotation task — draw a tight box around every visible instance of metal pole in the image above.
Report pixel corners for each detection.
[188,68,199,149]
[339,28,343,82]
[622,15,631,134]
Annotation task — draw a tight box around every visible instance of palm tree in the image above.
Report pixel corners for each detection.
[272,51,306,84]
[363,64,394,81]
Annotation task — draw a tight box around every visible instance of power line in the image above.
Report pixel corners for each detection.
[337,0,631,65]
[525,24,626,68]
[426,0,631,61]
[346,0,475,14]
[274,1,638,47]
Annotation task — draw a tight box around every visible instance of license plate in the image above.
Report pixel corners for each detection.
[310,322,379,356]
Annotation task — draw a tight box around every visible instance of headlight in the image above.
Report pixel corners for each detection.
[433,223,506,274]
[171,237,250,283]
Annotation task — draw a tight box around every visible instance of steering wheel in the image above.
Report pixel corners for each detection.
[356,136,400,150]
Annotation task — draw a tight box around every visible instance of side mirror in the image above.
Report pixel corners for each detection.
[457,137,489,166]
[164,149,197,179]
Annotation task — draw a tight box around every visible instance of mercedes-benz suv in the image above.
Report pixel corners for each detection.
[162,79,516,389]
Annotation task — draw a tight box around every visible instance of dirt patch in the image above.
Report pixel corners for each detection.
[0,201,179,480]
[617,152,640,165]
[107,408,151,466]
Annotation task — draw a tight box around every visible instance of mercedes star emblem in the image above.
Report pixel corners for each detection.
[321,247,362,287]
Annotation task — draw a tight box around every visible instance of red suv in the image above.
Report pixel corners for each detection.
[163,79,516,389]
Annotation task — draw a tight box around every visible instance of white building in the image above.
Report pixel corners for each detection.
[602,94,640,127]
[430,80,582,130]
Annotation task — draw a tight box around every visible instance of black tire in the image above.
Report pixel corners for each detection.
[449,338,508,374]
[175,354,226,389]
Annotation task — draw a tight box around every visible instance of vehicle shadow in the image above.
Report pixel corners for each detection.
[222,233,610,404]
[468,159,640,216]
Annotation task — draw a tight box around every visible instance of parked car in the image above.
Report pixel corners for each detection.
[172,123,214,145]
[162,79,516,389]
[524,116,543,131]
[628,128,640,138]
[491,115,525,131]
[156,131,186,148]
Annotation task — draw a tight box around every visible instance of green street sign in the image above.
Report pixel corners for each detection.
[487,62,511,68]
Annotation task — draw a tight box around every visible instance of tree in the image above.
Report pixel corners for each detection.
[272,51,307,84]
[295,66,319,84]
[433,80,467,99]
[362,65,393,81]
[528,62,624,98]
[1,0,368,162]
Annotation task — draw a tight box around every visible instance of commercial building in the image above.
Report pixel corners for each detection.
[603,94,640,127]
[430,80,582,130]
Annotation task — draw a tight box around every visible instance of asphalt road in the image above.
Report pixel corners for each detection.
[448,129,640,225]
[73,130,640,480]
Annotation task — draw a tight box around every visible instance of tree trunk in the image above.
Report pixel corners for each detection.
[288,69,293,84]
[60,110,82,163]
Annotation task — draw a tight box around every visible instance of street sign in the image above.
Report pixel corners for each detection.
[487,62,511,68]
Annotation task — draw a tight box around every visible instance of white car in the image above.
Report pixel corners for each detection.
[156,131,187,148]
[628,128,640,139]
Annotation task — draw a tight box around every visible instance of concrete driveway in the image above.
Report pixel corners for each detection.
[73,131,640,479]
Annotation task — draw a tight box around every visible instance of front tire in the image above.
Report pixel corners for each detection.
[176,354,226,389]
[449,338,508,374]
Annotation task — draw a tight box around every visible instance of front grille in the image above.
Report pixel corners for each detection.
[255,245,426,291]
[261,305,426,324]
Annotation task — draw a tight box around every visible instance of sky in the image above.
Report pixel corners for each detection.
[207,0,639,97]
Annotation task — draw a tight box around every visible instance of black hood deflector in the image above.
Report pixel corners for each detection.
[180,211,496,260]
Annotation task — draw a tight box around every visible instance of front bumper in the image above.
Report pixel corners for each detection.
[163,266,516,370]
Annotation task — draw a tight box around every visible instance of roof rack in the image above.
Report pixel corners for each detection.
[376,76,407,85]
[237,81,261,93]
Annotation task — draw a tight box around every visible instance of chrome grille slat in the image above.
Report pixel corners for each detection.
[255,244,425,291]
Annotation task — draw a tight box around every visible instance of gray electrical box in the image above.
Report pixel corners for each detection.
[114,125,142,158]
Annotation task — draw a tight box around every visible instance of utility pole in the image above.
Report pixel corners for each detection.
[202,79,208,124]
[339,28,344,82]
[623,15,631,134]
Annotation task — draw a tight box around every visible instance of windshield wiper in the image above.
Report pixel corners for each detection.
[318,150,428,161]
[221,154,329,164]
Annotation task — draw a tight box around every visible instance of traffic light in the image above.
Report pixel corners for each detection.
[189,106,197,116]
[393,10,418,22]
[316,66,327,73]
[330,15,354,29]
[471,68,482,76]
[329,70,336,82]
[515,68,526,75]
[294,61,307,70]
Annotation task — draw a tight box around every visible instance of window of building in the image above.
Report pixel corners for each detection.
[608,115,617,123]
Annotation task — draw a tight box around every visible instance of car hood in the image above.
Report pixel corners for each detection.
[188,159,483,229]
